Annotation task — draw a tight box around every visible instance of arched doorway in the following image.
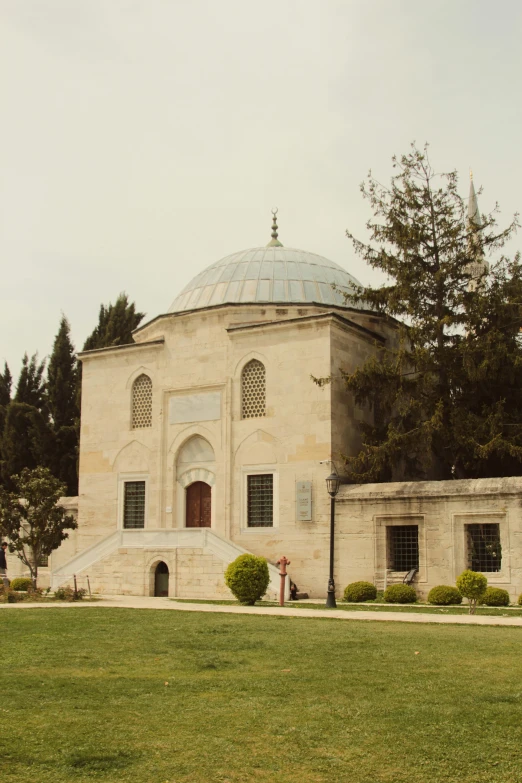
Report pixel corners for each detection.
[186,481,211,528]
[154,562,169,597]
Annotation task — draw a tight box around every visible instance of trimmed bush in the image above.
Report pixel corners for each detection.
[225,554,270,605]
[383,584,417,604]
[427,585,462,605]
[518,594,522,606]
[343,581,377,602]
[456,570,487,614]
[480,587,510,607]
[10,577,34,592]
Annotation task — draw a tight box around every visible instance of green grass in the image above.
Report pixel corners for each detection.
[1,609,522,783]
[172,597,522,617]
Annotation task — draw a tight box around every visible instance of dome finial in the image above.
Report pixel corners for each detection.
[266,207,283,247]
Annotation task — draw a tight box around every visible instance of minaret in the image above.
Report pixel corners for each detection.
[266,208,283,247]
[466,171,489,292]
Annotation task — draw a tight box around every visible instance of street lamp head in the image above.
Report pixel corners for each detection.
[326,472,341,498]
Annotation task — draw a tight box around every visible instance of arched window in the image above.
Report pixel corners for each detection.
[131,374,152,428]
[241,359,266,419]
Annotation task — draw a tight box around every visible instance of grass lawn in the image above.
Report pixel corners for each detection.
[2,609,522,783]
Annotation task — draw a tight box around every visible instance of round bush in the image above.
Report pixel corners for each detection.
[343,581,377,602]
[10,577,34,592]
[480,587,510,607]
[383,584,417,604]
[518,594,522,606]
[225,554,270,605]
[427,585,462,605]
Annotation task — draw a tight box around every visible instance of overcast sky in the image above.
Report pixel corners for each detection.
[1,0,521,378]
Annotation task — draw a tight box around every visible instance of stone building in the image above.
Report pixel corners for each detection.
[26,212,521,601]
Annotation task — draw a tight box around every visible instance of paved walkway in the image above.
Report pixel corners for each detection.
[2,594,522,626]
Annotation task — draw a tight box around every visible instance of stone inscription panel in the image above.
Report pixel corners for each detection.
[296,481,312,521]
[169,392,221,424]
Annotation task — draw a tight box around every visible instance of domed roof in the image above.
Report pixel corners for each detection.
[168,245,362,313]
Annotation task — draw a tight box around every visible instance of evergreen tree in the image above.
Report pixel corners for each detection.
[48,316,78,429]
[15,353,47,412]
[0,362,12,442]
[0,403,52,489]
[82,293,145,351]
[47,316,79,494]
[0,362,12,407]
[338,144,520,482]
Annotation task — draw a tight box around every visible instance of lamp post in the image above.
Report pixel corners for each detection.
[325,471,341,608]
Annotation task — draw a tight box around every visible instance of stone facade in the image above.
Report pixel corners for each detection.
[16,277,518,602]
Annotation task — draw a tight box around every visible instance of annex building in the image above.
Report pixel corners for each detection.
[41,211,522,601]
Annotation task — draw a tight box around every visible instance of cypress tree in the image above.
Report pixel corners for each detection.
[47,316,80,495]
[82,293,145,351]
[15,353,47,412]
[0,402,52,490]
[0,362,12,407]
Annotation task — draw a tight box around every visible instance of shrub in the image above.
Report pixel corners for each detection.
[480,587,510,607]
[518,594,522,606]
[225,554,270,605]
[10,577,34,592]
[343,581,377,602]
[456,570,487,614]
[427,585,462,605]
[54,585,87,602]
[383,584,417,604]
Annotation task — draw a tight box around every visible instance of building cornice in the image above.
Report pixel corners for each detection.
[226,310,386,343]
[78,338,165,360]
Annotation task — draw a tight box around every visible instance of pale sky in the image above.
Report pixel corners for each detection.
[1,0,521,378]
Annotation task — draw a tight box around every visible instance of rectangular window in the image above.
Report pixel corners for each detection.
[123,481,146,529]
[466,524,501,572]
[247,474,273,527]
[38,554,49,567]
[388,525,419,571]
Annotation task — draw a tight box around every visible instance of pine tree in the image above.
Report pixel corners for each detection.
[339,144,520,482]
[0,362,12,407]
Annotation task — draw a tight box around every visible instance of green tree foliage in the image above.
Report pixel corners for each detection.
[456,569,487,614]
[0,466,77,586]
[0,403,52,489]
[224,554,270,605]
[0,362,12,437]
[82,293,145,351]
[48,316,78,429]
[340,144,520,481]
[47,317,79,494]
[14,353,47,412]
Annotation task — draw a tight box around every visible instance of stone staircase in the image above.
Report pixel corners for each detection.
[51,527,284,600]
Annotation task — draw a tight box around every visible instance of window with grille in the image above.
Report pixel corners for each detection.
[38,554,49,567]
[131,374,152,428]
[123,481,146,529]
[388,525,419,571]
[466,524,501,572]
[247,474,273,527]
[241,360,266,419]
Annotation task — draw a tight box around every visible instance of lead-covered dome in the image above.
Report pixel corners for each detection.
[168,245,361,313]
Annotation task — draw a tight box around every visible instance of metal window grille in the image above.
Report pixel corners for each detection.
[131,374,152,428]
[241,360,266,419]
[388,525,419,571]
[466,524,501,572]
[123,481,146,529]
[38,554,49,567]
[247,474,273,527]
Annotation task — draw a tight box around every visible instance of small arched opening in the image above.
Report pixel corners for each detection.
[154,562,169,597]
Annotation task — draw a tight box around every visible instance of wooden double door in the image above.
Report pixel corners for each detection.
[185,481,211,528]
